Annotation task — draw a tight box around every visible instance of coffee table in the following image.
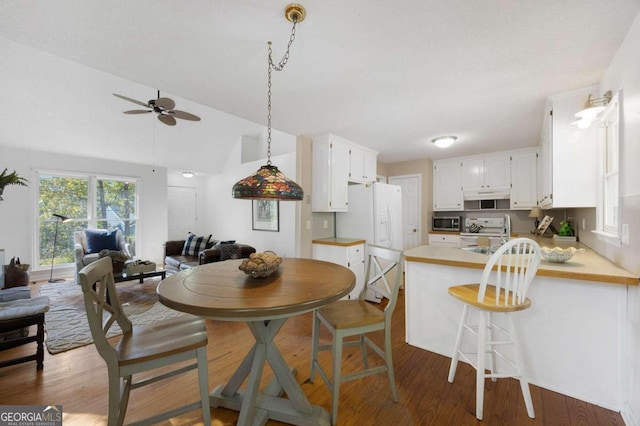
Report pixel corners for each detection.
[114,269,166,284]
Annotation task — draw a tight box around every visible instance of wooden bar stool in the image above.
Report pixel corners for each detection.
[447,238,541,420]
[310,245,403,425]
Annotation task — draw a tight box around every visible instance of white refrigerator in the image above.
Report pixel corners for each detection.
[336,182,403,302]
[336,182,403,250]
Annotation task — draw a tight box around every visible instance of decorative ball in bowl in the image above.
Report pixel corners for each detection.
[540,247,584,263]
[238,251,282,278]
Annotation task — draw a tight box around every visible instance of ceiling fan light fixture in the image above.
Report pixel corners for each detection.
[432,136,457,148]
[113,90,201,126]
[231,3,305,202]
[182,171,195,178]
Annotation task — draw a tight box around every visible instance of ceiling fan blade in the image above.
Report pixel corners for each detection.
[171,110,201,121]
[155,97,175,110]
[113,93,149,108]
[123,110,152,114]
[158,114,177,126]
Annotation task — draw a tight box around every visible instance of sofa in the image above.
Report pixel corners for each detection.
[164,238,256,274]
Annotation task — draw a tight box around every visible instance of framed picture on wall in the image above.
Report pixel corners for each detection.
[252,200,279,232]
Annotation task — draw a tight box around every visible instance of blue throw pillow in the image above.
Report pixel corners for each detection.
[85,229,120,254]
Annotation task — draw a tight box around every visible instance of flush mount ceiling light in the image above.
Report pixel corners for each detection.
[182,171,194,178]
[571,90,612,129]
[432,136,457,148]
[232,4,305,201]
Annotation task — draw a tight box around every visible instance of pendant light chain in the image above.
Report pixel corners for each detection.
[266,19,298,166]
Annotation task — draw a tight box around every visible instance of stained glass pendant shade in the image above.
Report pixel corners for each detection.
[231,3,305,201]
[232,164,303,200]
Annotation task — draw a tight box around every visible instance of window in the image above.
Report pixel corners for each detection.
[593,91,621,244]
[37,172,138,269]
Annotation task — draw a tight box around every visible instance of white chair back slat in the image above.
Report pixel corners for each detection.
[476,238,541,307]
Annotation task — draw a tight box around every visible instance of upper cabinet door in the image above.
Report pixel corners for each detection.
[461,155,510,191]
[349,145,377,183]
[510,149,538,210]
[330,141,350,210]
[433,160,463,211]
[312,136,349,212]
[484,155,511,190]
[461,158,484,191]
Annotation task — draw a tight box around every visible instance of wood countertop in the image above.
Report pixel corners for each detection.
[312,237,367,247]
[404,239,638,286]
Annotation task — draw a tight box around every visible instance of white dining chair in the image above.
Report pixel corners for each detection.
[310,245,403,425]
[447,237,541,420]
[78,257,211,426]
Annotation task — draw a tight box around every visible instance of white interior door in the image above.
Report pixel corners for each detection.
[389,174,421,249]
[167,186,197,240]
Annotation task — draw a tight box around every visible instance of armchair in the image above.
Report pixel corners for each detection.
[74,229,132,282]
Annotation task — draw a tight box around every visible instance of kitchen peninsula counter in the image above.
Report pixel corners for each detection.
[404,239,635,412]
[404,240,638,286]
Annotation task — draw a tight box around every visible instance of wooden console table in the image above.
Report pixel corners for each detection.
[157,258,354,426]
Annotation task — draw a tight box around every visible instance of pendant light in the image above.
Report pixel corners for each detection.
[232,4,305,201]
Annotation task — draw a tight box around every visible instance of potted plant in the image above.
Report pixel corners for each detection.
[0,168,28,201]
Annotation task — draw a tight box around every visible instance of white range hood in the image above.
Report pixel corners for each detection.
[463,189,510,200]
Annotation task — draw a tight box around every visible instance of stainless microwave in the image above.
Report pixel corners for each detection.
[433,216,461,231]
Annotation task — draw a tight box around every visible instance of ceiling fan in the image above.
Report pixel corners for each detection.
[113,90,201,126]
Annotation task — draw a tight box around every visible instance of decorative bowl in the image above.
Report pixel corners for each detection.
[540,247,584,263]
[238,251,282,278]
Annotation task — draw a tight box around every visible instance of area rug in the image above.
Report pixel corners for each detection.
[40,278,186,354]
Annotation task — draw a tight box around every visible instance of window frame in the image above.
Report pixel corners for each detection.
[592,91,622,246]
[34,170,139,270]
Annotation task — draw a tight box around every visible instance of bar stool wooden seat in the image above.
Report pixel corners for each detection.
[447,238,541,420]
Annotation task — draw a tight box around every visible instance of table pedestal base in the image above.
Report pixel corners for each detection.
[209,318,331,426]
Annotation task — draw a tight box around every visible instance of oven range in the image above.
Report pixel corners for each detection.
[459,217,506,247]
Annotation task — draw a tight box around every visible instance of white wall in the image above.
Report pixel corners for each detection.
[167,171,209,238]
[0,145,168,281]
[570,10,640,426]
[202,136,298,258]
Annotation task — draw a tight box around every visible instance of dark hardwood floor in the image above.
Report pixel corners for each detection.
[0,281,624,425]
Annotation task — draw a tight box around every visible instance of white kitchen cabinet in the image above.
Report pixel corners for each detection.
[312,135,350,212]
[433,159,463,211]
[461,154,511,192]
[312,239,365,300]
[428,233,460,247]
[538,86,598,208]
[348,144,377,183]
[510,149,538,210]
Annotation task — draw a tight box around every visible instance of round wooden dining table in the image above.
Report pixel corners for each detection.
[157,258,355,426]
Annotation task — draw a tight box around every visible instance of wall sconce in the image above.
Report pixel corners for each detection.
[182,171,194,178]
[571,90,612,129]
[432,136,457,148]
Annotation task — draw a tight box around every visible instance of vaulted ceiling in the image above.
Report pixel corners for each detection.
[0,0,638,171]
